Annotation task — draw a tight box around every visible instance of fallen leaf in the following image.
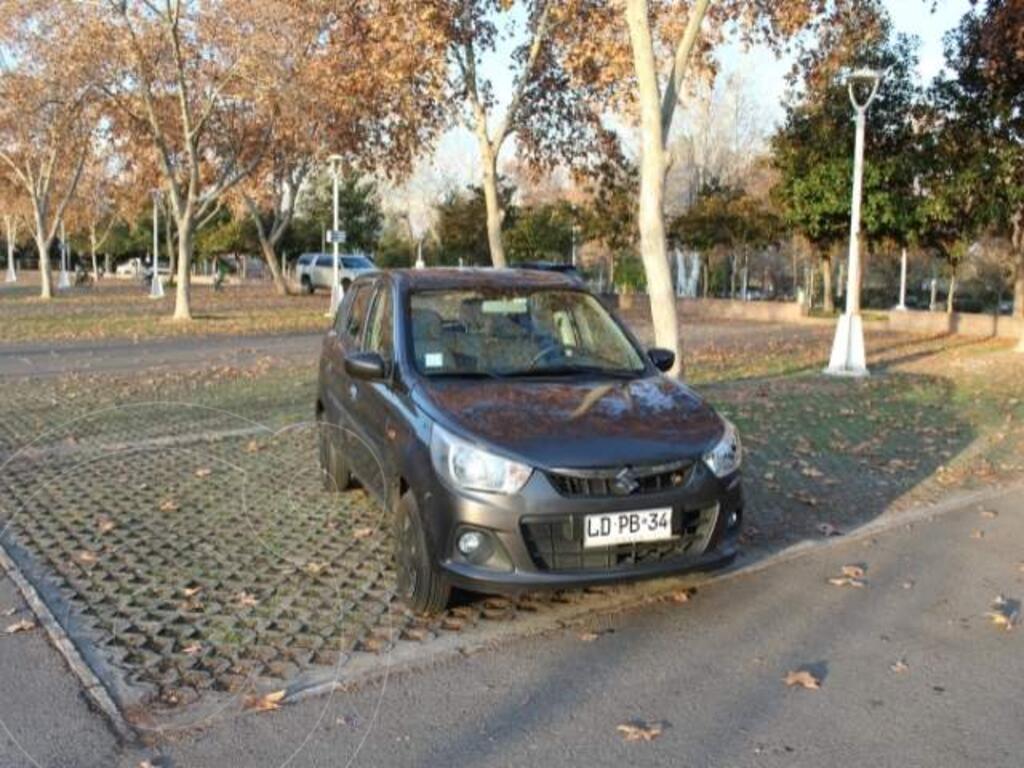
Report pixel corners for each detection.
[194,467,213,478]
[902,580,915,590]
[579,631,600,642]
[841,565,866,579]
[616,721,664,742]
[783,670,821,690]
[979,508,998,519]
[160,499,179,513]
[669,590,691,604]
[244,689,286,712]
[352,527,374,540]
[986,596,1019,631]
[5,619,35,634]
[970,530,985,540]
[890,659,910,674]
[304,561,329,575]
[183,643,202,655]
[827,576,866,588]
[235,592,258,608]
[182,586,202,598]
[76,550,98,565]
[96,517,116,534]
[245,440,262,453]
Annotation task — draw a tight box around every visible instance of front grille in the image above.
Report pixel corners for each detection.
[546,460,695,498]
[521,505,719,573]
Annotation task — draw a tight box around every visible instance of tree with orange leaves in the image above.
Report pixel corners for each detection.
[0,0,101,299]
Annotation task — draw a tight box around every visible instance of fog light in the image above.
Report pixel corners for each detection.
[726,511,739,528]
[457,530,486,557]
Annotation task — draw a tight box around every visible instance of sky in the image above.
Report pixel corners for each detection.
[420,0,976,194]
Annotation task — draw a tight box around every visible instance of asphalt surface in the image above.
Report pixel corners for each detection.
[0,321,833,379]
[2,485,1020,768]
[0,332,324,379]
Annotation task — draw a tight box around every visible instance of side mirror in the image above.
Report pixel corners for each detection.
[648,347,675,373]
[344,351,388,381]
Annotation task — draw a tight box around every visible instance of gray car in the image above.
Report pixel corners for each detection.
[296,252,376,294]
[316,268,744,613]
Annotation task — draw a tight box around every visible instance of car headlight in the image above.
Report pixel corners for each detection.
[431,424,533,495]
[703,418,742,478]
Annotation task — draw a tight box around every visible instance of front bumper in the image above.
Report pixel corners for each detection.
[418,463,744,596]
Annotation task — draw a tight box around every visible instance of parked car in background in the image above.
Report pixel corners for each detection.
[296,252,376,294]
[115,258,143,277]
[316,268,744,613]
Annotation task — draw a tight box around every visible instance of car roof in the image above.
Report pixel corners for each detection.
[386,267,581,292]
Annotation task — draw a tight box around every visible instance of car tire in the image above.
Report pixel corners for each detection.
[394,490,451,615]
[341,278,351,292]
[302,276,314,294]
[318,415,352,493]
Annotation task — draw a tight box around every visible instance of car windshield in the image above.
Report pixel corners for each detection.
[342,256,374,269]
[409,289,647,378]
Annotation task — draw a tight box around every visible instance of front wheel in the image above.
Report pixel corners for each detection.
[394,490,450,615]
[301,276,314,294]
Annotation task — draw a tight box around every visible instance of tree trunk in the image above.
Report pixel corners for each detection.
[36,235,53,299]
[259,239,290,296]
[1012,211,1023,320]
[946,271,957,315]
[480,148,507,268]
[105,253,111,276]
[90,225,99,282]
[173,224,193,320]
[729,253,736,298]
[625,0,680,376]
[821,253,834,314]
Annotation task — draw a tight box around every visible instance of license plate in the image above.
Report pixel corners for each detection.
[583,508,674,548]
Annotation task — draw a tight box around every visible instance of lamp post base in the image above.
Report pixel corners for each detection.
[57,269,71,291]
[4,268,15,283]
[824,312,869,377]
[894,303,907,312]
[149,276,165,299]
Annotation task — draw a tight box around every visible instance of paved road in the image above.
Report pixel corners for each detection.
[3,486,1020,768]
[0,321,834,379]
[0,332,324,379]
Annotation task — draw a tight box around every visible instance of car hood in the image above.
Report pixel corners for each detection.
[414,375,724,470]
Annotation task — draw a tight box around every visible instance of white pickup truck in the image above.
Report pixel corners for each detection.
[295,252,376,294]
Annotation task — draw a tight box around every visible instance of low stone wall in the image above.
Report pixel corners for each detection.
[886,308,1023,339]
[608,294,812,324]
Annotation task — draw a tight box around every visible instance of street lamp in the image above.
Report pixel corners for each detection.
[825,67,884,378]
[327,154,346,317]
[149,190,165,299]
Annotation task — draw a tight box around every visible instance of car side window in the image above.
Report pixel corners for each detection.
[365,285,394,359]
[338,285,372,344]
[316,254,334,268]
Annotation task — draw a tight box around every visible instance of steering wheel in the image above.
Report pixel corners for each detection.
[527,342,570,370]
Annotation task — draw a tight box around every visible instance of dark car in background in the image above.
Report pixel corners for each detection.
[316,269,743,613]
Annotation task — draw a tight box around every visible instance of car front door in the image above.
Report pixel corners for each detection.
[323,281,373,463]
[344,281,401,505]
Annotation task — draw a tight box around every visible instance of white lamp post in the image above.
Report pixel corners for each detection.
[327,154,345,317]
[57,220,71,290]
[825,68,883,378]
[895,247,908,311]
[149,190,164,299]
[415,239,425,269]
[4,216,16,283]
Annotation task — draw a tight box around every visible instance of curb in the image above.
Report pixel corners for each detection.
[0,543,136,743]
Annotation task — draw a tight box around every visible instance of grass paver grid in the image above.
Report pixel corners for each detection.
[1,331,1022,721]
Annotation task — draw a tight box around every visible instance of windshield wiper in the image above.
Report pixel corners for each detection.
[503,365,642,379]
[425,370,505,380]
